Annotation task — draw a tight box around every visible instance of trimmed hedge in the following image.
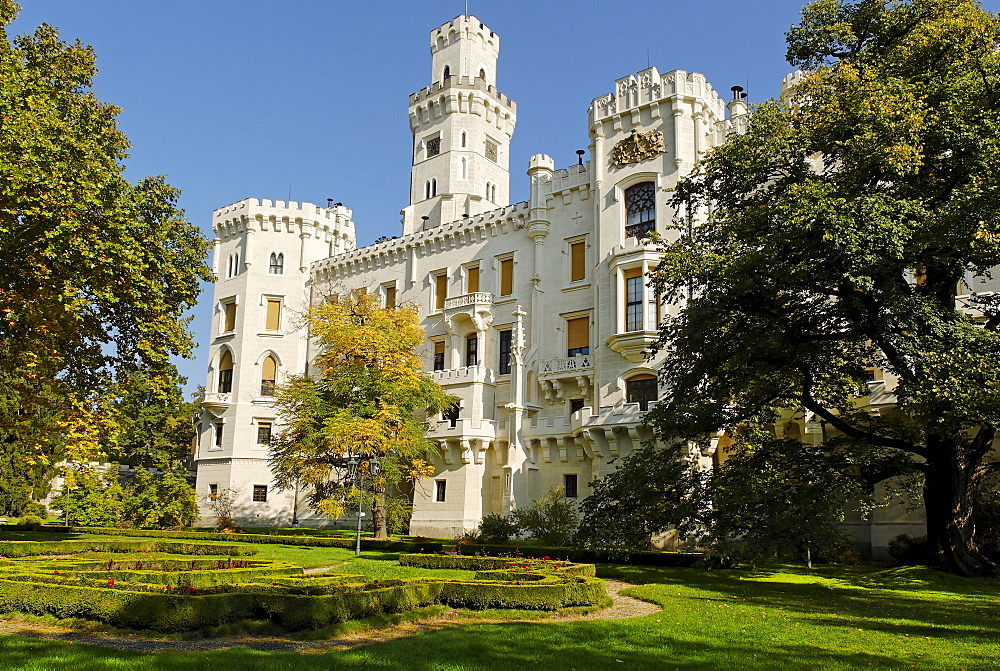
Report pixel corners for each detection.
[399,553,597,577]
[0,539,257,558]
[456,543,703,567]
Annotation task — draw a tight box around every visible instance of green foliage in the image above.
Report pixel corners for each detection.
[124,469,197,530]
[382,495,412,536]
[270,291,454,538]
[51,467,125,527]
[577,443,708,551]
[0,538,256,558]
[653,0,1000,576]
[887,534,931,566]
[511,487,579,547]
[15,514,42,527]
[476,513,518,543]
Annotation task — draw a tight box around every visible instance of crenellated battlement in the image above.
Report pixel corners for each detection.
[588,67,726,128]
[409,75,516,110]
[311,201,530,282]
[211,197,357,254]
[213,197,353,220]
[429,15,498,53]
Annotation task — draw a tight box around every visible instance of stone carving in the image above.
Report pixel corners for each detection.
[610,129,666,166]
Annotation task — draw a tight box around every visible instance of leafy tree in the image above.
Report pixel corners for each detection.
[51,467,125,527]
[104,365,199,471]
[577,443,708,551]
[652,0,1000,575]
[124,468,198,529]
[270,291,453,538]
[0,1,211,469]
[512,487,580,547]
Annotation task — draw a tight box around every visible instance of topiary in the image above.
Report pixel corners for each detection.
[17,514,44,527]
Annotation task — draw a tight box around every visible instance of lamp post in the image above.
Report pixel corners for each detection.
[347,453,381,557]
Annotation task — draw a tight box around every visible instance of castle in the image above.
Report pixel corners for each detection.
[195,14,918,551]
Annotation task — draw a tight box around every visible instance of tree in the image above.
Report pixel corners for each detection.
[104,365,199,471]
[0,1,211,467]
[512,487,580,547]
[652,0,1000,575]
[269,291,453,538]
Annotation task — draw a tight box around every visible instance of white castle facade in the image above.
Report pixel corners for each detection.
[195,14,787,539]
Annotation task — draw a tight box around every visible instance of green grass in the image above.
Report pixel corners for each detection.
[0,562,998,668]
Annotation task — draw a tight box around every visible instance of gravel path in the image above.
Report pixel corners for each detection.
[0,580,660,654]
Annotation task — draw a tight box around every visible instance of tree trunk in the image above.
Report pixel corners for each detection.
[922,435,996,576]
[372,488,388,539]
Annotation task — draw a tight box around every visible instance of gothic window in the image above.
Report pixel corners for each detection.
[257,422,272,445]
[431,178,437,196]
[433,341,445,371]
[626,374,658,411]
[443,65,450,80]
[461,131,467,147]
[625,272,643,332]
[425,180,431,200]
[485,139,498,162]
[567,316,589,357]
[261,355,277,396]
[461,157,467,179]
[479,68,486,81]
[218,350,234,393]
[427,137,441,157]
[564,474,578,498]
[498,329,512,374]
[624,182,656,240]
[466,333,479,367]
[491,184,496,201]
[269,252,284,275]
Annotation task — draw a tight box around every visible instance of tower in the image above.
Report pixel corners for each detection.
[401,15,517,234]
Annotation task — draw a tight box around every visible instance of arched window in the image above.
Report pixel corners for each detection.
[485,181,491,201]
[218,350,234,394]
[431,178,437,197]
[226,255,232,278]
[491,185,496,202]
[269,252,284,275]
[425,181,431,200]
[461,131,467,148]
[624,182,656,239]
[479,68,486,81]
[261,355,277,396]
[461,157,467,179]
[625,373,657,411]
[443,65,450,80]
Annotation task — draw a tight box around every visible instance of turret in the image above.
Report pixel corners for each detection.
[401,15,517,235]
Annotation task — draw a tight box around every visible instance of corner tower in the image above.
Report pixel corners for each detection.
[401,15,517,234]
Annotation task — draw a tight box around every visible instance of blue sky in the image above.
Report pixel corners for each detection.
[12,1,998,394]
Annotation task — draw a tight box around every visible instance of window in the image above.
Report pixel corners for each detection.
[433,341,445,371]
[214,423,224,447]
[435,273,448,310]
[265,299,281,331]
[223,301,237,332]
[491,184,497,201]
[261,355,276,396]
[479,68,486,81]
[435,480,447,502]
[564,474,578,498]
[257,422,272,445]
[461,157,467,179]
[625,269,643,332]
[218,350,234,393]
[443,65,450,79]
[269,252,284,275]
[626,374,658,411]
[253,485,268,502]
[227,253,240,278]
[466,333,478,367]
[427,136,441,157]
[499,257,513,296]
[485,139,498,162]
[467,265,480,293]
[624,182,656,240]
[567,316,589,357]
[425,180,431,199]
[570,241,586,282]
[569,398,585,414]
[461,131,467,147]
[498,329,512,374]
[432,178,437,196]
[209,483,218,500]
[444,404,459,428]
[384,285,397,309]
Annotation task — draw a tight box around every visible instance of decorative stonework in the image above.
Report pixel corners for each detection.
[610,130,665,166]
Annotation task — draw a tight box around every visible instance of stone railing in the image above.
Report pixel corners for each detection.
[444,292,494,310]
[203,393,232,405]
[538,355,593,376]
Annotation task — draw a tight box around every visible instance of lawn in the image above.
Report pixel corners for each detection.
[1,548,999,669]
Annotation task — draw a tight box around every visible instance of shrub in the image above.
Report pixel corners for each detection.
[888,534,931,566]
[124,469,198,529]
[511,487,578,546]
[50,467,126,527]
[477,513,517,543]
[16,514,43,527]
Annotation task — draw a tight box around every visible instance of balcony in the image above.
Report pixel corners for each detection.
[431,365,496,386]
[202,392,231,417]
[538,354,593,378]
[444,292,494,310]
[605,331,658,363]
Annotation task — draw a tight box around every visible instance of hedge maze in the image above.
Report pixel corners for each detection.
[0,539,605,631]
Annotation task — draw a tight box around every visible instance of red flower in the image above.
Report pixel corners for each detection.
[107,580,115,586]
[543,556,550,560]
[166,585,172,590]
[53,570,59,575]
